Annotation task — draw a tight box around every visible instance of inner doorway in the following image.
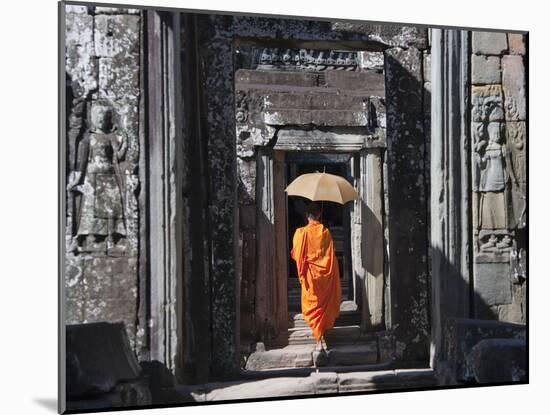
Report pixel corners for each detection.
[285,152,356,319]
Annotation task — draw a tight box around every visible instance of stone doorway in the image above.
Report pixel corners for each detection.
[235,46,394,369]
[285,154,356,316]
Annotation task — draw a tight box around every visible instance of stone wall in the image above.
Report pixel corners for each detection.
[64,5,144,352]
[470,31,527,323]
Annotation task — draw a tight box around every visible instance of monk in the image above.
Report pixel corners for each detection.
[290,202,341,351]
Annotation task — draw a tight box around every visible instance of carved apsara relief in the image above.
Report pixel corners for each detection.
[471,85,514,254]
[68,104,128,256]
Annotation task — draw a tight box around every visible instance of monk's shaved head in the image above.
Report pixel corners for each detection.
[306,202,321,220]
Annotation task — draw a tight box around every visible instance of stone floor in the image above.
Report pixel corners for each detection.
[174,368,438,402]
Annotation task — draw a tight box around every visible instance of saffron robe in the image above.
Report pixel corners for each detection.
[290,220,341,341]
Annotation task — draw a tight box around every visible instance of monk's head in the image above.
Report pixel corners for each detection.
[306,202,321,221]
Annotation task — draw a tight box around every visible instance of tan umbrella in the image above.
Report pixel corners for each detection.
[284,172,359,204]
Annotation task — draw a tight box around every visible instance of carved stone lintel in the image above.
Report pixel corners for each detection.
[257,48,358,72]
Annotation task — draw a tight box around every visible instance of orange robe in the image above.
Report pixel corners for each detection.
[290,220,341,341]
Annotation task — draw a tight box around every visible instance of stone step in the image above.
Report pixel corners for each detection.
[175,368,437,401]
[288,325,372,346]
[245,341,379,371]
[289,314,361,329]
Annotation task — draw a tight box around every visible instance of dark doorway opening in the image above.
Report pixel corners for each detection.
[285,153,354,317]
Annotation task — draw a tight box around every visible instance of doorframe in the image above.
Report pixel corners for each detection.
[284,152,357,309]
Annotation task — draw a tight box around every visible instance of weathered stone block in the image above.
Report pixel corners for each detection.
[94,14,140,58]
[471,55,501,85]
[444,318,526,382]
[394,369,438,386]
[235,69,318,87]
[327,343,378,365]
[502,55,526,121]
[66,322,141,398]
[325,70,385,96]
[472,31,508,55]
[474,262,512,306]
[338,370,396,392]
[468,338,526,383]
[65,12,97,95]
[98,55,140,100]
[310,372,338,394]
[95,7,141,15]
[508,33,526,55]
[66,5,89,14]
[244,345,315,370]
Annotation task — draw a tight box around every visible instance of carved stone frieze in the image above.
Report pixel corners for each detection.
[257,48,358,71]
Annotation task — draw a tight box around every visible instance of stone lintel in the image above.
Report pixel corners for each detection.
[263,109,369,126]
[236,69,319,87]
[273,129,384,152]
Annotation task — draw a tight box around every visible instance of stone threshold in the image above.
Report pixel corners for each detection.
[172,367,437,402]
[242,361,395,379]
[245,343,380,370]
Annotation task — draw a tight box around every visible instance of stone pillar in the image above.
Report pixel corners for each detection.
[273,151,289,335]
[430,29,472,367]
[361,149,385,330]
[180,14,212,383]
[255,148,276,342]
[385,46,430,362]
[197,15,240,378]
[146,11,184,374]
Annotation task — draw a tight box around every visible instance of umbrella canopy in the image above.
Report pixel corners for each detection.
[284,172,359,204]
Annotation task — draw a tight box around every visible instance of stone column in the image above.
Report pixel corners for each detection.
[385,45,430,362]
[361,149,385,330]
[180,14,212,383]
[197,14,240,378]
[147,11,184,374]
[255,148,276,342]
[429,29,472,367]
